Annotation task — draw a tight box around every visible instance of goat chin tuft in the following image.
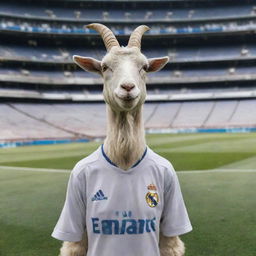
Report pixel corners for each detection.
[159,235,185,256]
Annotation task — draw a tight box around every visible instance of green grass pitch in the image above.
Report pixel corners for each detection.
[0,133,256,256]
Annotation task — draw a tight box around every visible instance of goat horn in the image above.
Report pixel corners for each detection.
[86,23,120,51]
[127,25,150,50]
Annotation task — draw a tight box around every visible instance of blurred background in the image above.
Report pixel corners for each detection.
[0,0,256,256]
[1,0,256,143]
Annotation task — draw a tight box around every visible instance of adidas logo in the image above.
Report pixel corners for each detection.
[92,190,108,201]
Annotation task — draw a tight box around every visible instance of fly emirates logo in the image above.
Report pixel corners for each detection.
[91,211,156,235]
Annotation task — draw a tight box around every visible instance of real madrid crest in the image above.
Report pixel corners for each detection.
[146,183,159,208]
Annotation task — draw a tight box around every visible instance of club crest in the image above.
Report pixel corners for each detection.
[146,184,159,208]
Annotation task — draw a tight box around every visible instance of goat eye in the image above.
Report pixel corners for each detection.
[102,64,108,72]
[142,64,148,72]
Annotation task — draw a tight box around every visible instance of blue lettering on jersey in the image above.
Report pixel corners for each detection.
[91,217,156,235]
[92,218,100,233]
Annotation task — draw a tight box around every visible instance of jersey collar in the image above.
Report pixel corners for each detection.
[101,144,147,169]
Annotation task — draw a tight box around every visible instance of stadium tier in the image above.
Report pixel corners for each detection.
[1,100,256,141]
[1,0,256,142]
[1,17,256,36]
[0,2,254,21]
[2,66,256,79]
[1,1,256,38]
[1,44,256,64]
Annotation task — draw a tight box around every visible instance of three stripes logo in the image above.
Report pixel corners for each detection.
[92,189,108,202]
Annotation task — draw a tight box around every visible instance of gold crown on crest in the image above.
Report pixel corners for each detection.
[147,184,157,191]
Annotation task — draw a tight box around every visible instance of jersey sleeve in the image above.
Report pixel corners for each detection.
[160,167,192,237]
[51,166,86,242]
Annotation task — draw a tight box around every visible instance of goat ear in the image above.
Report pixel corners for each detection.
[147,56,169,73]
[73,55,102,74]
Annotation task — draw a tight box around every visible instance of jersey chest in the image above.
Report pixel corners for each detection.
[86,168,164,235]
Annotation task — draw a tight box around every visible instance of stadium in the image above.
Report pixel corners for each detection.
[0,0,256,255]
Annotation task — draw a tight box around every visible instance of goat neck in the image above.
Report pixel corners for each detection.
[104,104,146,170]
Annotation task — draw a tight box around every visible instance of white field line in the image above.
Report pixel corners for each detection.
[178,169,256,174]
[0,165,70,173]
[0,165,255,174]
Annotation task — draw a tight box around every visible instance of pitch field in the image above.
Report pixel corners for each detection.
[0,133,256,256]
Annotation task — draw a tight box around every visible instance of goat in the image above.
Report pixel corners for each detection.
[52,23,192,256]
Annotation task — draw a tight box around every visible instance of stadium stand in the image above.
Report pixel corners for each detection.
[12,103,107,137]
[0,0,256,143]
[0,104,72,141]
[0,2,254,21]
[228,100,256,127]
[2,44,256,64]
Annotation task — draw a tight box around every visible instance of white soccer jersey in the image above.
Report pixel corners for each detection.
[52,145,192,256]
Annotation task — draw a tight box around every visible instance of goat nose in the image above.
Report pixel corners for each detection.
[121,83,135,92]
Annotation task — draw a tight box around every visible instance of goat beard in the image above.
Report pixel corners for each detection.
[105,106,146,169]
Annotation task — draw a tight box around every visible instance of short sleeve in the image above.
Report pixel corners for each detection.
[160,168,192,237]
[51,168,86,242]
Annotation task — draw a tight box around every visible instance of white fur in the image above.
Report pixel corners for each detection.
[60,46,184,256]
[60,233,87,256]
[159,234,185,256]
